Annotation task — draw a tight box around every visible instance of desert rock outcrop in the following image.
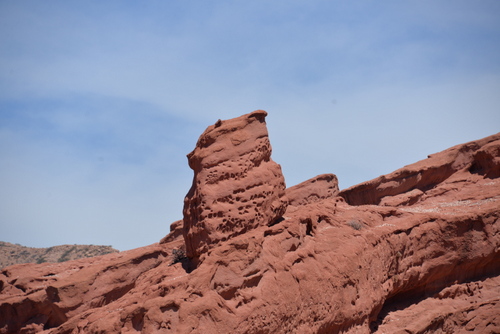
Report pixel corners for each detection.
[183,110,287,258]
[0,111,499,334]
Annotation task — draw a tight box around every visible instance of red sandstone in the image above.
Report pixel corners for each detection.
[0,112,498,334]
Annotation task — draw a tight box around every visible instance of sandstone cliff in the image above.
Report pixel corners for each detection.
[0,112,498,334]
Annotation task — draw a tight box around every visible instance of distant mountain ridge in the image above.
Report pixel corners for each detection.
[0,241,119,268]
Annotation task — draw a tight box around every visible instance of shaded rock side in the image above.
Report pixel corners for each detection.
[183,110,288,258]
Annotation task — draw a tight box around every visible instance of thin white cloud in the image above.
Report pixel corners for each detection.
[1,1,499,249]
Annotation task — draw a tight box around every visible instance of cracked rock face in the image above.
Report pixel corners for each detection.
[183,110,288,258]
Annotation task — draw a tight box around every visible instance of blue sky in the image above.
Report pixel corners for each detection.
[1,1,499,251]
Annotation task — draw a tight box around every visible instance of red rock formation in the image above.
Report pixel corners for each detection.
[340,133,500,206]
[183,110,287,258]
[0,112,499,334]
[0,244,171,333]
[286,173,339,208]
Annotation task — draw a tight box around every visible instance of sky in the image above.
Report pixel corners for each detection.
[1,1,499,251]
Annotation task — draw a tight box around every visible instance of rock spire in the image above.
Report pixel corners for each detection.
[182,110,288,258]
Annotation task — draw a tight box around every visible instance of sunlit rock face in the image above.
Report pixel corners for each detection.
[285,173,339,209]
[182,110,288,258]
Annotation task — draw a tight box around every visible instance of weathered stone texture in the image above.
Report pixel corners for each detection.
[182,110,287,258]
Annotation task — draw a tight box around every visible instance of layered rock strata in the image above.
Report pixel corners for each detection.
[0,112,499,334]
[183,110,287,258]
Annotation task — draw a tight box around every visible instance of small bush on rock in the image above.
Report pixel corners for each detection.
[347,220,363,230]
[170,248,187,265]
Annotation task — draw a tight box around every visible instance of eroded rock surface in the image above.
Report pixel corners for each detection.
[0,112,498,334]
[183,110,287,258]
[286,173,339,208]
[340,133,500,206]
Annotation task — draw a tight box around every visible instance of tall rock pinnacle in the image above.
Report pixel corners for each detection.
[183,110,288,258]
